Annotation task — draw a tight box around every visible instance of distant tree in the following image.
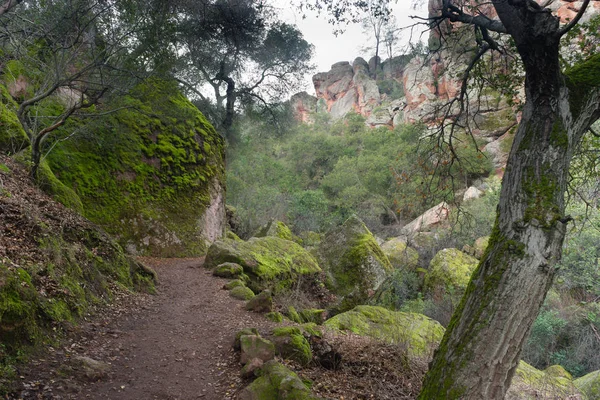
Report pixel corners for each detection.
[152,0,315,140]
[302,0,600,397]
[359,0,390,78]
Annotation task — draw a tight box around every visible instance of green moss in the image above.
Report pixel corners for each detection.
[240,360,317,399]
[575,369,600,399]
[0,84,30,155]
[46,79,225,256]
[508,361,582,399]
[36,159,84,213]
[272,327,312,366]
[213,262,244,278]
[205,236,321,293]
[424,248,479,297]
[230,286,255,300]
[266,311,284,322]
[224,279,246,290]
[566,53,600,117]
[380,237,419,271]
[286,306,303,323]
[318,216,393,312]
[324,305,445,359]
[0,164,9,174]
[299,309,326,325]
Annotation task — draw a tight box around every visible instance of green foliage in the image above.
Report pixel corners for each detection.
[228,111,493,236]
[0,84,29,155]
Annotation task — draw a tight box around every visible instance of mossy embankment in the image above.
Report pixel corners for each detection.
[0,155,155,392]
[45,80,226,256]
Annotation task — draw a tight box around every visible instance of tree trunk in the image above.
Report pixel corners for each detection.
[418,22,600,400]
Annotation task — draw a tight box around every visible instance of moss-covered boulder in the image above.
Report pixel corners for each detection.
[46,79,226,257]
[254,220,296,242]
[0,84,29,155]
[575,369,600,400]
[424,248,479,299]
[224,279,246,290]
[317,216,393,312]
[324,305,444,359]
[213,262,244,278]
[506,361,584,399]
[272,327,313,366]
[230,286,255,301]
[238,360,318,400]
[205,236,321,293]
[380,237,419,271]
[266,312,284,323]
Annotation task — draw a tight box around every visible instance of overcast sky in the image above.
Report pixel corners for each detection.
[275,1,428,91]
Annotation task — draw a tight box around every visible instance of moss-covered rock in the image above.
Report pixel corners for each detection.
[272,327,313,366]
[234,328,260,350]
[507,361,584,399]
[324,305,444,359]
[230,286,255,301]
[205,236,321,293]
[224,279,246,290]
[317,216,393,312]
[575,369,600,400]
[246,290,273,313]
[299,309,327,325]
[46,79,226,257]
[266,312,284,323]
[239,335,275,365]
[213,262,244,278]
[424,248,479,299]
[254,220,297,243]
[238,360,318,400]
[380,237,419,271]
[285,306,303,324]
[0,84,29,155]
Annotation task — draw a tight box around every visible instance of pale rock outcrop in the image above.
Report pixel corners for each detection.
[401,202,450,234]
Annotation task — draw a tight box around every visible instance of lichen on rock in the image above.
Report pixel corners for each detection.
[238,360,318,400]
[507,361,585,399]
[424,248,479,299]
[324,305,444,360]
[574,369,600,400]
[205,236,321,293]
[317,215,393,312]
[380,237,419,271]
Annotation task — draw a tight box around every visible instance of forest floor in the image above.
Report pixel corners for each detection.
[8,257,275,400]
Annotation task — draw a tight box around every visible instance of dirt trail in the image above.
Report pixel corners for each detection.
[12,258,273,400]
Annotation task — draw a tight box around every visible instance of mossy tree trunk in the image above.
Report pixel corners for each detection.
[419,2,600,399]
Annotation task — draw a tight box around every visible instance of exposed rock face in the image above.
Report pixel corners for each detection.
[290,91,317,124]
[312,59,383,122]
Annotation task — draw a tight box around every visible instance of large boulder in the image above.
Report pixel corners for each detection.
[324,305,444,359]
[575,369,600,400]
[424,248,479,299]
[238,360,318,400]
[507,362,585,399]
[317,216,393,312]
[205,236,321,293]
[380,237,419,271]
[401,202,450,234]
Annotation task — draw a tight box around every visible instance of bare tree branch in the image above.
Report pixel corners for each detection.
[557,0,592,37]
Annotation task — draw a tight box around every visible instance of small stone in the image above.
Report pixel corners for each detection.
[213,262,244,278]
[239,335,275,365]
[229,286,255,301]
[240,358,263,379]
[245,290,272,313]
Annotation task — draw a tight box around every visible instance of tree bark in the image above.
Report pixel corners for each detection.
[418,4,600,398]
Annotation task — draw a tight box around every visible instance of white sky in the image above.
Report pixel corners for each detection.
[275,1,428,92]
